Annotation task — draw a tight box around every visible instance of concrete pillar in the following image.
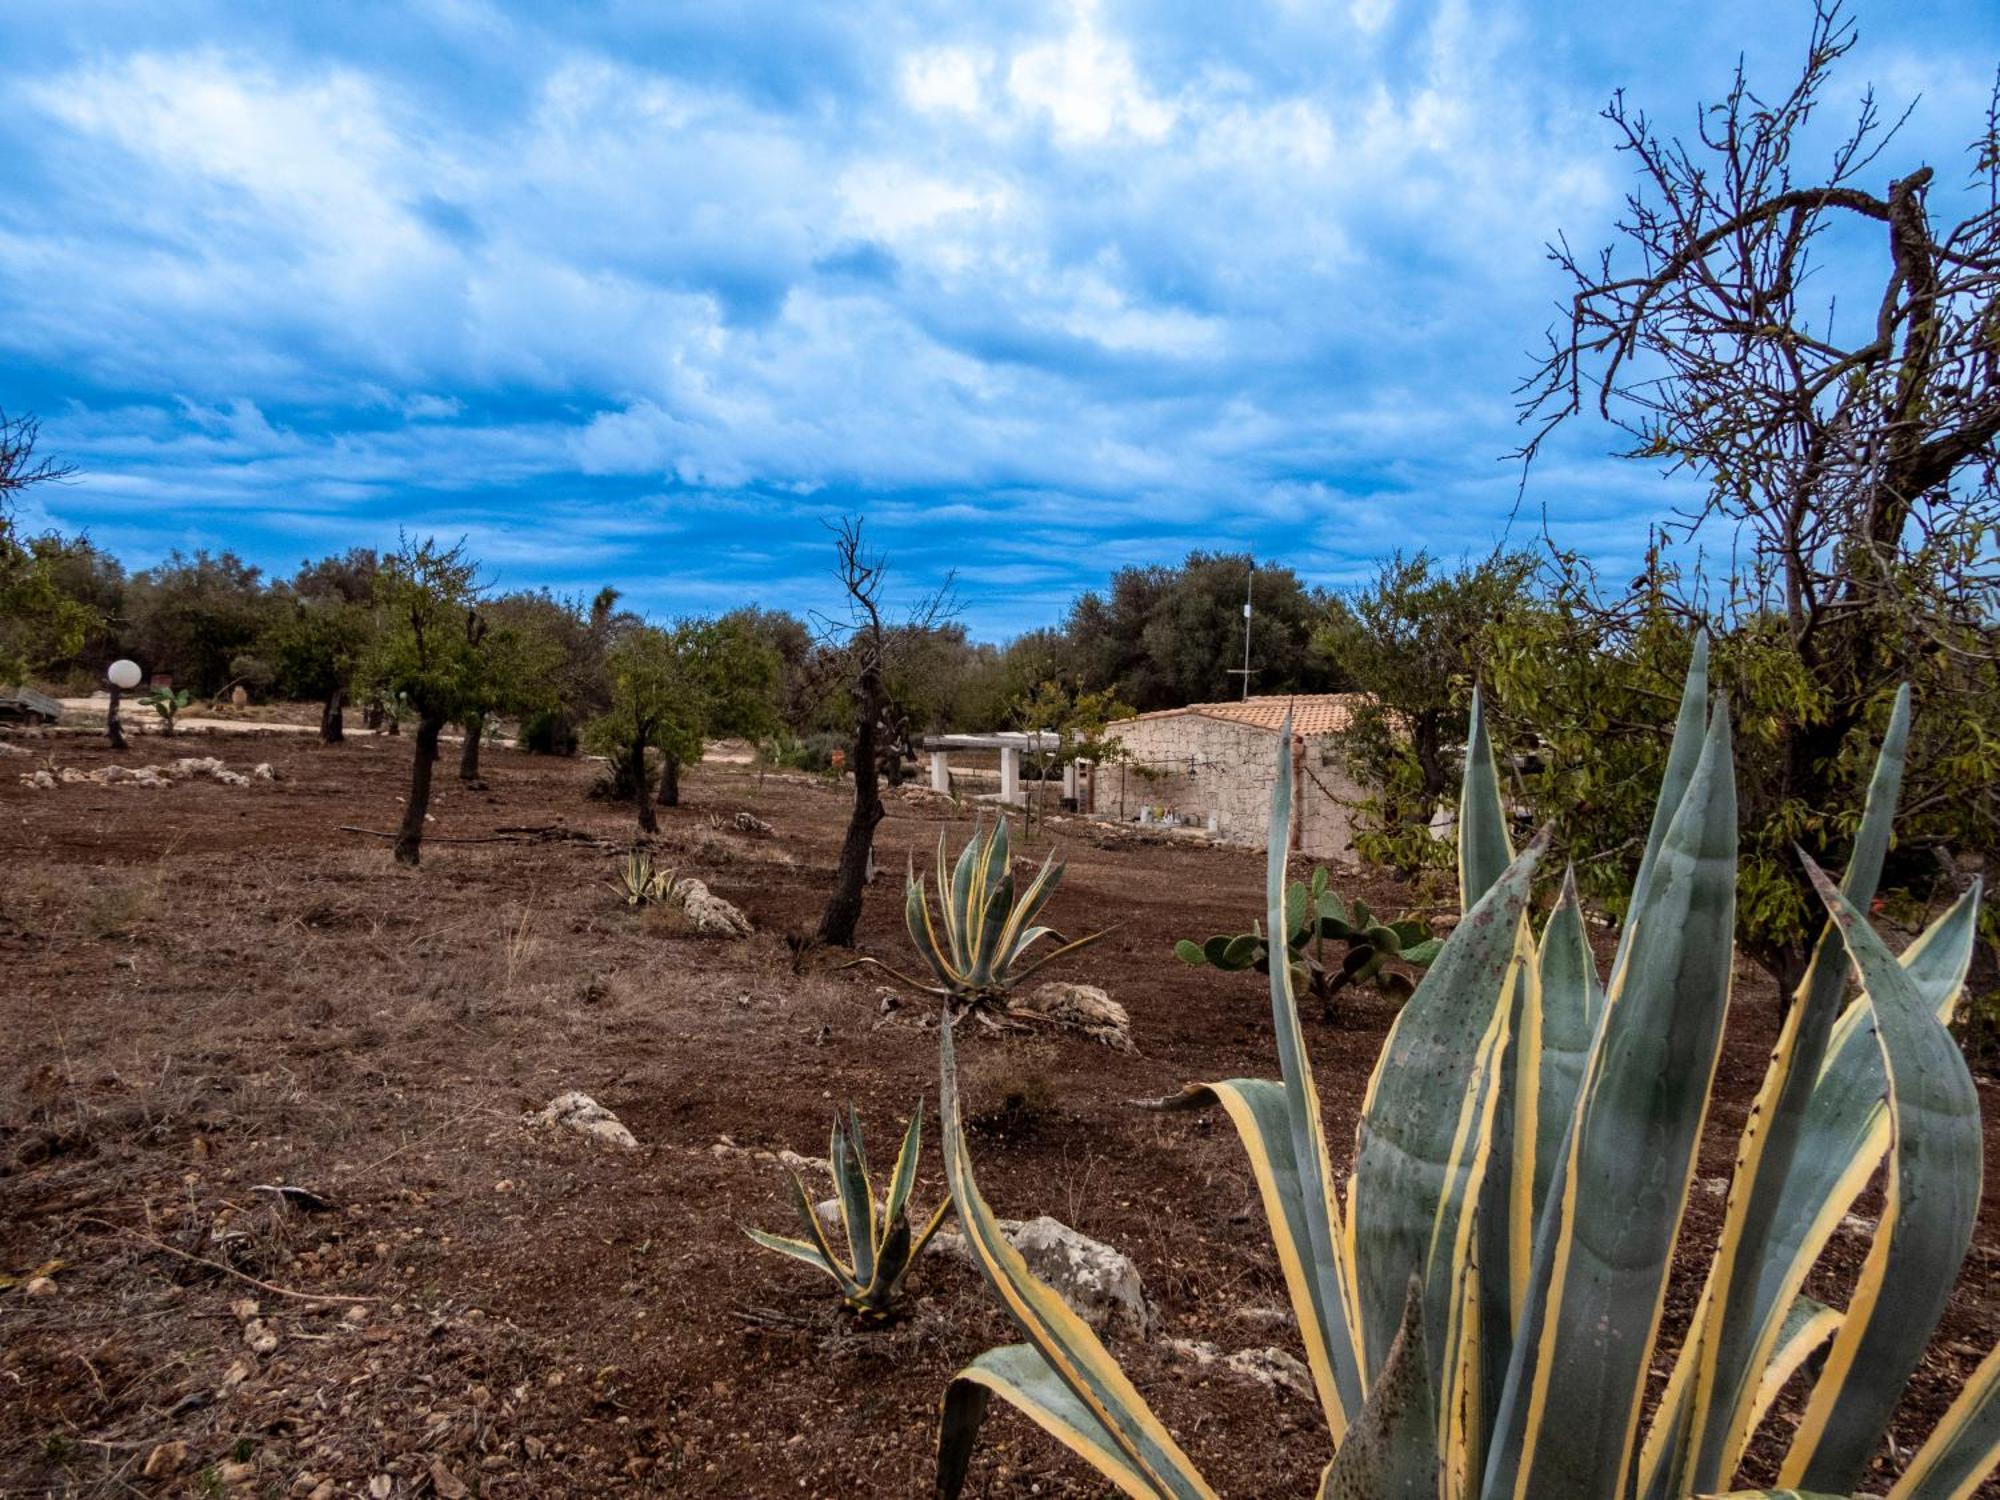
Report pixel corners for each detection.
[1000,745,1022,805]
[930,750,950,793]
[1061,761,1078,800]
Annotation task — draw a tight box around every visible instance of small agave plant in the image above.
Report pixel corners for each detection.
[609,848,674,906]
[871,820,1109,1015]
[936,640,1999,1500]
[745,1106,950,1322]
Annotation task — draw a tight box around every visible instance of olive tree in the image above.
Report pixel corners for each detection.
[366,537,487,866]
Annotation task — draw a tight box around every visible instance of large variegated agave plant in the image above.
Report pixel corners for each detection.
[875,819,1110,1011]
[936,642,1998,1500]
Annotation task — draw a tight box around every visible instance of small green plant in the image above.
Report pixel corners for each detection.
[137,685,192,734]
[868,819,1109,1015]
[1174,865,1440,1016]
[745,1106,950,1322]
[608,848,675,907]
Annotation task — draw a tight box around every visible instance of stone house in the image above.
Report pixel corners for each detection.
[1101,694,1369,862]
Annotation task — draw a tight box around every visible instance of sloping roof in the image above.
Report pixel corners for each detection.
[1115,693,1366,737]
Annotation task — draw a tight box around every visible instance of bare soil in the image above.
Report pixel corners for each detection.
[1,732,1994,1497]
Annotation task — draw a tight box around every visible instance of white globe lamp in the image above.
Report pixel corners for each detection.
[108,659,143,690]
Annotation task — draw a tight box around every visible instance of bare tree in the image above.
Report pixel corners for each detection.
[813,519,954,949]
[1515,2,2000,992]
[0,410,76,501]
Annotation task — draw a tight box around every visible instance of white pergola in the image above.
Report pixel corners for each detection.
[920,731,1072,806]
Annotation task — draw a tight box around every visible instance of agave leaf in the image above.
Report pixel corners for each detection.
[1347,833,1541,1389]
[1740,1295,1841,1446]
[1458,688,1514,911]
[1529,869,1600,1226]
[1777,865,1982,1495]
[862,1213,913,1313]
[996,850,1065,968]
[1163,1078,1361,1440]
[906,871,963,991]
[938,1344,1167,1500]
[1639,884,1986,1499]
[742,1226,838,1278]
[1611,632,1709,990]
[1484,702,1736,1500]
[1677,686,1913,1495]
[783,1171,858,1295]
[973,821,1015,978]
[1885,1339,2000,1500]
[831,1122,876,1289]
[883,1108,925,1227]
[1261,714,1369,1436]
[1321,1276,1440,1500]
[908,1195,953,1261]
[949,824,984,967]
[938,1017,1216,1498]
[1007,927,1114,990]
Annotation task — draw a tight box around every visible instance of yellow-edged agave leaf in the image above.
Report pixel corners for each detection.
[940,1344,1166,1500]
[1161,1076,1364,1440]
[1740,1294,1841,1439]
[1160,720,1368,1440]
[1668,686,1912,1495]
[1321,1277,1439,1500]
[831,1115,877,1288]
[1887,1340,2000,1500]
[938,1016,1216,1500]
[1458,690,1537,1462]
[1458,689,1515,911]
[1609,632,1709,990]
[1635,884,1983,1500]
[1529,869,1601,1223]
[1484,703,1737,1500]
[1702,1491,1849,1498]
[1346,831,1542,1385]
[1777,864,1983,1495]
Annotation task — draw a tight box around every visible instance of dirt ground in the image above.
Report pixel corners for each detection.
[1,731,1995,1498]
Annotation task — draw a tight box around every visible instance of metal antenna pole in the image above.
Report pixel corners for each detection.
[1225,557,1256,701]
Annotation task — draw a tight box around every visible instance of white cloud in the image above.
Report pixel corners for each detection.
[900,46,992,116]
[1006,2,1178,145]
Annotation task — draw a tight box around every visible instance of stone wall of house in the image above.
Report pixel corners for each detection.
[1102,714,1364,863]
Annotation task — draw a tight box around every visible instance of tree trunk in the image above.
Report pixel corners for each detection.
[106,686,126,752]
[632,736,657,835]
[817,664,887,947]
[393,712,445,866]
[321,686,344,744]
[659,754,680,808]
[459,714,483,783]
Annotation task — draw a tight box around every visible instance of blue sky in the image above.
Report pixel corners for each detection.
[3,1,1995,637]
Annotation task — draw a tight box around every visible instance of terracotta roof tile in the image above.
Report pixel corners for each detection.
[1117,693,1368,737]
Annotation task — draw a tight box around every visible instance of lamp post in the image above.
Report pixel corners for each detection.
[106,659,140,752]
